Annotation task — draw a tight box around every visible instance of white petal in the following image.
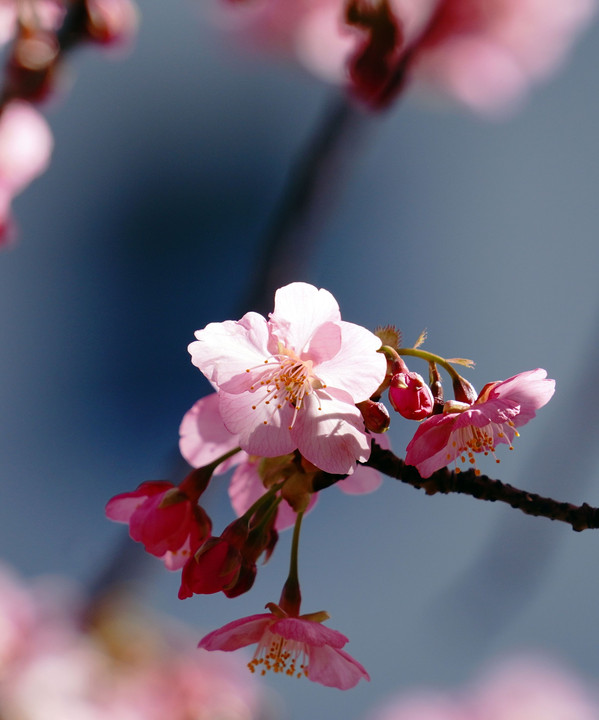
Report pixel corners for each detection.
[269,282,341,354]
[188,312,270,389]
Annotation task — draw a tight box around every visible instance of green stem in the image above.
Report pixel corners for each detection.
[397,347,461,382]
[279,510,304,616]
[205,446,242,473]
[288,510,304,583]
[239,481,285,525]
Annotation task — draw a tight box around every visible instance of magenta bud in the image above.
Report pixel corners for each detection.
[389,372,434,421]
[357,399,391,433]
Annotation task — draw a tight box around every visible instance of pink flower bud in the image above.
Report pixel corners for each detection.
[389,371,434,421]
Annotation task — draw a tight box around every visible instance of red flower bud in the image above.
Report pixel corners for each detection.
[357,399,391,433]
[389,371,434,420]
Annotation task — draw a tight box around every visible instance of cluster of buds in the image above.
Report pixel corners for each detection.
[106,282,555,689]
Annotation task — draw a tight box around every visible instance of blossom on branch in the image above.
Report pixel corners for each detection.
[199,603,370,689]
[188,282,387,475]
[180,391,386,530]
[405,368,555,478]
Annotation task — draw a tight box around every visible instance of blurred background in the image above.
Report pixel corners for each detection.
[1,1,599,717]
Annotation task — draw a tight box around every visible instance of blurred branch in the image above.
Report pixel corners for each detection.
[243,94,372,314]
[314,442,599,532]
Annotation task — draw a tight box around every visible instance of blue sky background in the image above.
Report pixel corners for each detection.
[2,2,599,718]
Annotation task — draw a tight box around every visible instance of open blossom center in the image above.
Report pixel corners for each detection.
[448,419,518,476]
[248,630,308,679]
[247,346,326,428]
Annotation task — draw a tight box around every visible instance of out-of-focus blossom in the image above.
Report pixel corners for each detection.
[0,565,269,719]
[85,0,139,48]
[188,282,386,475]
[366,655,599,719]
[105,480,211,570]
[200,603,370,689]
[0,0,65,46]
[405,368,555,477]
[180,391,386,531]
[218,0,596,114]
[0,101,53,247]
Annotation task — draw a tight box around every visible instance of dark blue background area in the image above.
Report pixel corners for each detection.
[1,2,599,718]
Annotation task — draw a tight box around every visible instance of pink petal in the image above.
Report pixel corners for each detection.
[272,617,348,648]
[0,102,53,194]
[315,320,386,403]
[105,481,173,522]
[269,282,341,353]
[179,393,242,472]
[405,414,458,478]
[291,389,371,474]
[199,614,273,651]
[162,536,194,570]
[337,463,382,494]
[188,312,271,390]
[489,368,555,426]
[218,391,296,458]
[301,321,342,364]
[307,644,370,689]
[105,494,143,523]
[228,460,267,518]
[337,432,390,494]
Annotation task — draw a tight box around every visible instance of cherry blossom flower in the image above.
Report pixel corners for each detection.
[218,0,595,114]
[188,282,387,475]
[199,604,370,689]
[0,101,53,247]
[105,480,211,570]
[405,368,555,478]
[179,391,386,530]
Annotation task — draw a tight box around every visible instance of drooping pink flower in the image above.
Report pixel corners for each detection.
[0,101,53,247]
[179,391,386,530]
[105,480,211,570]
[405,368,555,478]
[199,604,370,689]
[188,282,387,475]
[389,370,434,420]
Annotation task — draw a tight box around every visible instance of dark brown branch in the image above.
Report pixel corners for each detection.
[314,442,599,532]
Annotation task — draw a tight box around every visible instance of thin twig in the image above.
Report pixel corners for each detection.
[313,442,599,532]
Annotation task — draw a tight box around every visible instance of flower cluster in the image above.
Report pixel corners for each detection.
[106,281,555,689]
